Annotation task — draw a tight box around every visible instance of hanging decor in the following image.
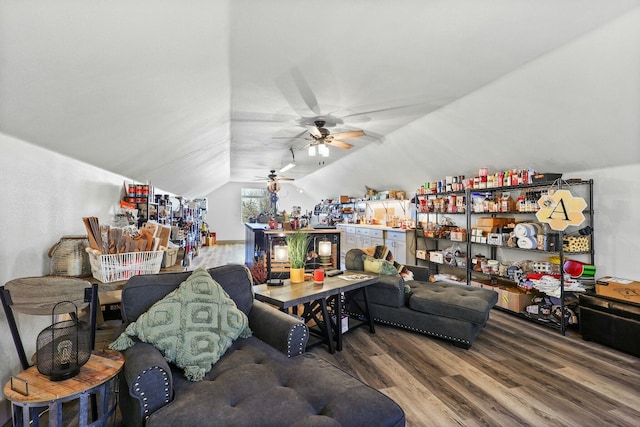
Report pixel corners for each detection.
[535,189,586,231]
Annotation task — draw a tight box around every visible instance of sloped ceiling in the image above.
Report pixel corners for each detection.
[1,0,639,198]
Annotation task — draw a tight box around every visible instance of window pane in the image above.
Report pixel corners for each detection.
[241,188,269,223]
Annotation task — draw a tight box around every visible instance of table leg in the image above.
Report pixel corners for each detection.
[50,400,63,427]
[20,405,29,427]
[335,293,343,351]
[319,299,335,354]
[362,286,375,334]
[343,288,375,335]
[301,299,335,354]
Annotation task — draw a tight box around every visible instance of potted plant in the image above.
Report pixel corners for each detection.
[286,230,310,283]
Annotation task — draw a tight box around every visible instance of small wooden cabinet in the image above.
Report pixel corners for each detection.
[385,230,415,265]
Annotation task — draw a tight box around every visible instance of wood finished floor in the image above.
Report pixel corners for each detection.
[313,312,640,427]
[102,244,640,427]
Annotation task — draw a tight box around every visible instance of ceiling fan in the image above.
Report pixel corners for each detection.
[254,170,294,194]
[274,120,365,150]
[308,120,365,150]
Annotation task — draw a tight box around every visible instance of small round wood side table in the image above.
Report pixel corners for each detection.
[3,349,124,427]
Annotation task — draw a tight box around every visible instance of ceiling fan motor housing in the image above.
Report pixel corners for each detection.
[313,121,330,138]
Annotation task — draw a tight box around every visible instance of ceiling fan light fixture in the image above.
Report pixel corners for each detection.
[308,145,317,156]
[319,143,329,157]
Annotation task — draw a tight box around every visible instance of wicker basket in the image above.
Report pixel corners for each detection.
[88,250,163,283]
[48,236,91,277]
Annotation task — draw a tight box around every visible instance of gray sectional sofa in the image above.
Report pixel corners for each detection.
[344,249,498,349]
[116,264,405,427]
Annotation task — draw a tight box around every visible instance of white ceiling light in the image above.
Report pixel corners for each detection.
[279,162,295,172]
[318,143,329,157]
[308,145,317,156]
[279,147,296,172]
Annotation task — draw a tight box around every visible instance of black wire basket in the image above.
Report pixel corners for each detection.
[36,301,92,381]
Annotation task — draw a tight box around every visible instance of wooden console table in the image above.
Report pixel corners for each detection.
[3,349,124,427]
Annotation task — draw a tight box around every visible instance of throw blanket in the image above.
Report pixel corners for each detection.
[362,245,414,281]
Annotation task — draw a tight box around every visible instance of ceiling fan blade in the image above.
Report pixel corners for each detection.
[340,100,449,122]
[272,129,309,140]
[276,177,295,181]
[309,126,323,139]
[275,66,322,117]
[291,67,321,115]
[330,130,365,139]
[231,111,299,123]
[326,139,353,149]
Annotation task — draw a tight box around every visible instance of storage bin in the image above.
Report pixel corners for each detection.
[563,235,590,252]
[161,247,179,268]
[88,250,163,283]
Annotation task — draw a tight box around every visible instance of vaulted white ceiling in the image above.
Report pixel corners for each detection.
[1,0,639,198]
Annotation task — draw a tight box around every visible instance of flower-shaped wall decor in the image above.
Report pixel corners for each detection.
[536,189,586,231]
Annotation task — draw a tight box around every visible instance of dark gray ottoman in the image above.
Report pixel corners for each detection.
[409,282,497,326]
[405,281,498,348]
[346,280,498,349]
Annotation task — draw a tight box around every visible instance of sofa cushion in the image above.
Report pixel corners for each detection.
[408,281,498,325]
[147,336,405,427]
[345,248,366,271]
[110,268,252,381]
[120,264,255,324]
[355,275,406,309]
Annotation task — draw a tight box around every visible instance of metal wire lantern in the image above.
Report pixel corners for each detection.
[36,301,92,381]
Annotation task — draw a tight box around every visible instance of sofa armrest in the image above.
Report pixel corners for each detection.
[405,264,431,282]
[120,342,173,427]
[249,300,309,357]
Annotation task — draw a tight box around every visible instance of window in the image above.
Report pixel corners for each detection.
[241,188,271,223]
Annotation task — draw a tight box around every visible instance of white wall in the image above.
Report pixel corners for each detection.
[202,181,316,243]
[0,133,161,420]
[573,164,640,277]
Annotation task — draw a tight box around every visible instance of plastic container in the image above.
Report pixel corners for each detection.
[88,250,163,283]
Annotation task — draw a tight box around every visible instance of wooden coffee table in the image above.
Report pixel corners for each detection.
[253,272,378,353]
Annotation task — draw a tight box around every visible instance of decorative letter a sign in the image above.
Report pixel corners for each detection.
[536,190,586,231]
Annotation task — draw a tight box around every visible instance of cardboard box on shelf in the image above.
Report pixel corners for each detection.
[476,225,499,234]
[495,287,534,313]
[596,276,640,303]
[500,195,516,212]
[476,217,515,227]
[450,230,467,242]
